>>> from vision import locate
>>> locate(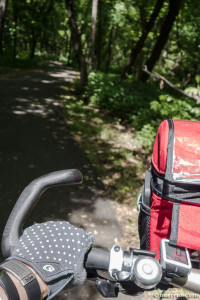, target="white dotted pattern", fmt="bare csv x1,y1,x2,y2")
13,221,93,277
